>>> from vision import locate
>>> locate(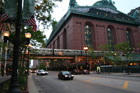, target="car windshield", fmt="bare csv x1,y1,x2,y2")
40,70,45,72
62,71,70,74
